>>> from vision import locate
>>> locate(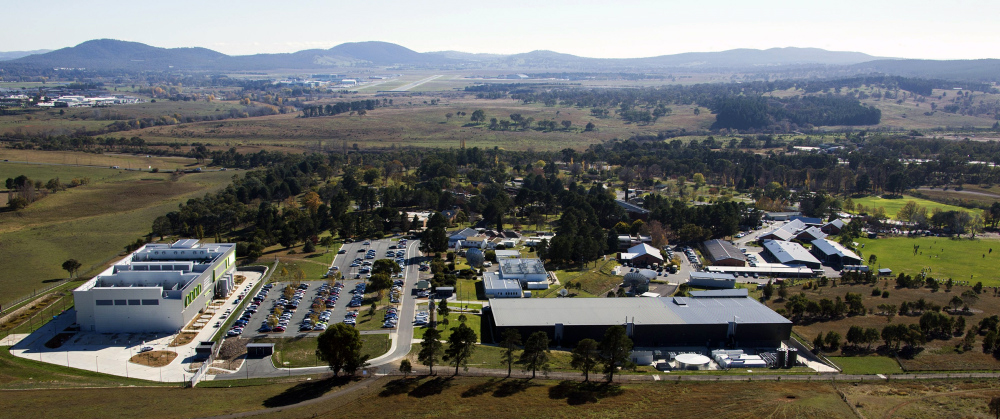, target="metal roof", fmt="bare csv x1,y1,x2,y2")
795,226,827,241
499,258,546,275
760,219,805,241
483,272,522,292
690,289,750,298
702,239,746,263
810,238,861,261
626,243,663,260
489,296,789,327
762,240,821,266
690,271,736,280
